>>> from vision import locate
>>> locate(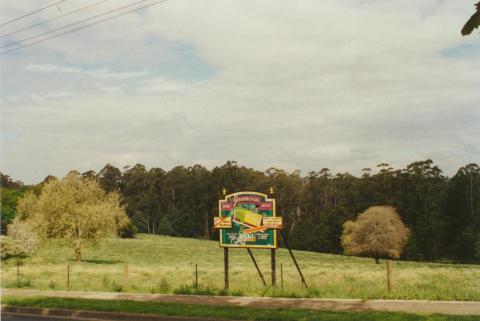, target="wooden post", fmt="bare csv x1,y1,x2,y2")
16,262,20,283
246,248,266,286
195,263,199,292
271,248,276,287
387,260,392,292
281,263,284,290
224,247,229,290
280,230,308,288
123,264,128,291
67,265,70,290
